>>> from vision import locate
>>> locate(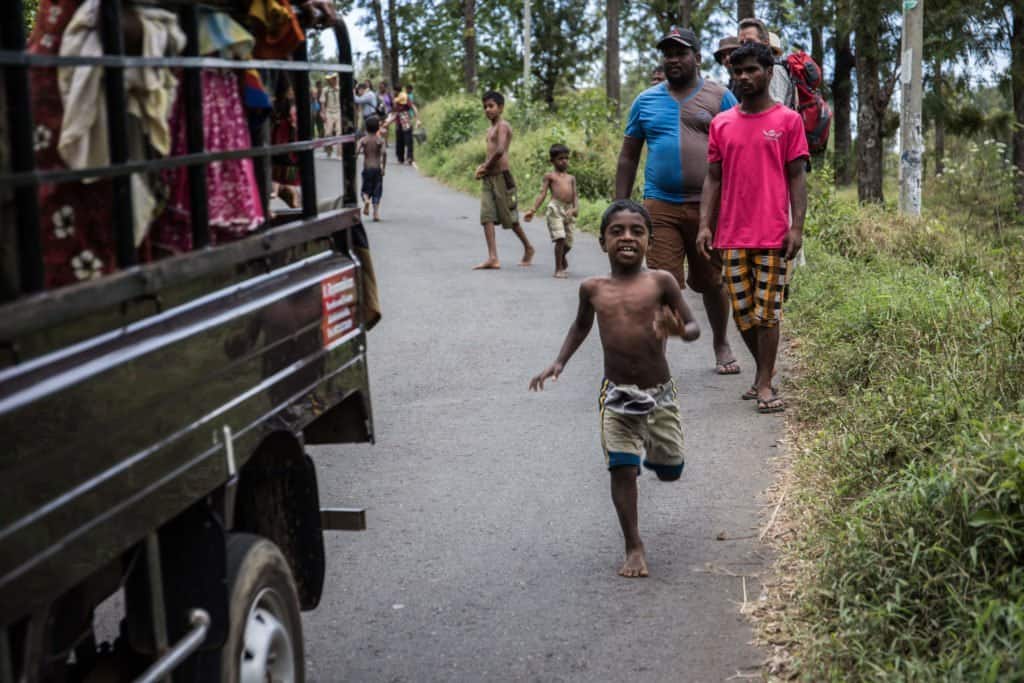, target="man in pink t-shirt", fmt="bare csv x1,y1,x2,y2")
697,41,808,414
